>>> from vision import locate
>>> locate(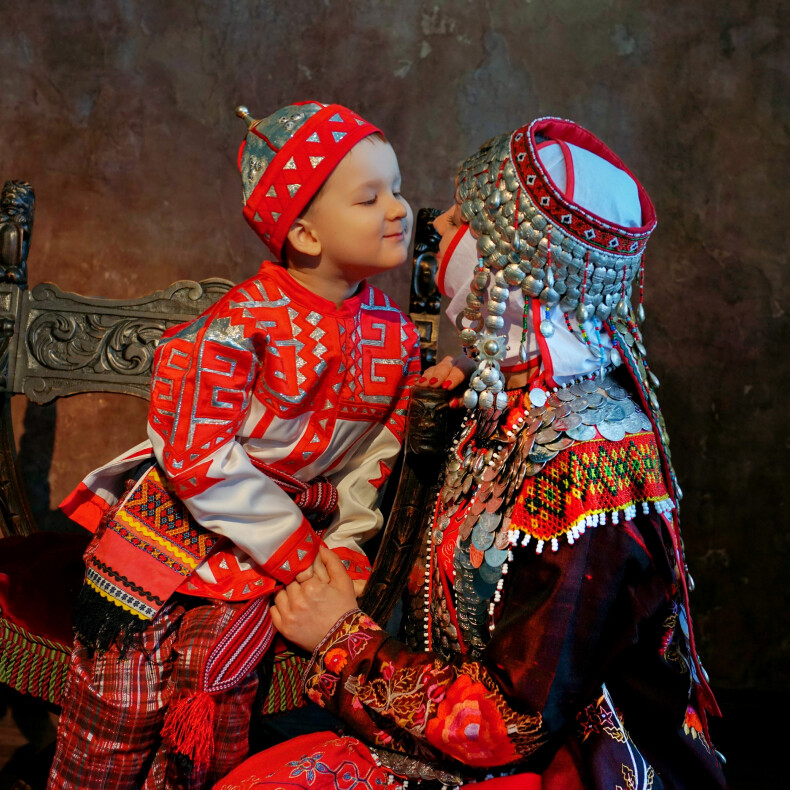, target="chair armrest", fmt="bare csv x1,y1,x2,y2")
360,386,455,625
